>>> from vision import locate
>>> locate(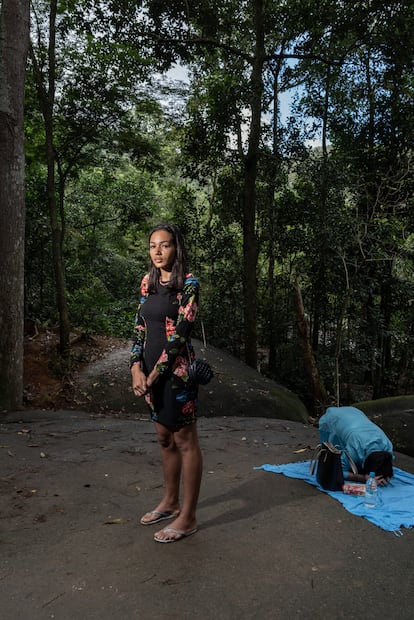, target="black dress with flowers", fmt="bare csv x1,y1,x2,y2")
130,273,199,429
